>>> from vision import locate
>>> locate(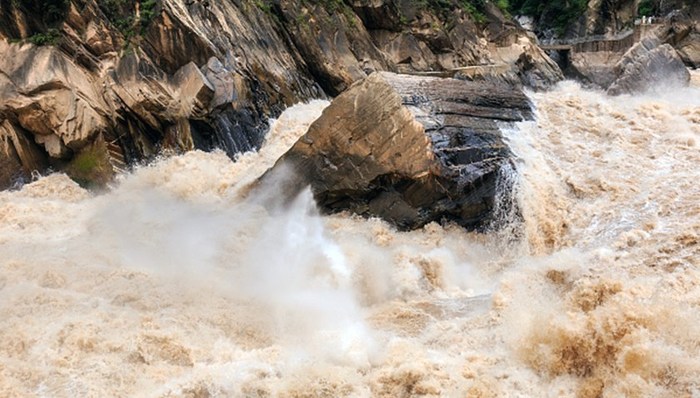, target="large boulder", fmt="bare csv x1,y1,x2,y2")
569,51,622,89
514,40,566,90
607,37,690,95
260,72,532,230
676,33,700,68
666,18,700,68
